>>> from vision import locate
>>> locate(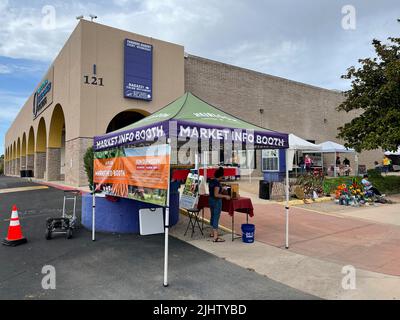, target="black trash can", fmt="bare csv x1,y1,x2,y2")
259,180,270,200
